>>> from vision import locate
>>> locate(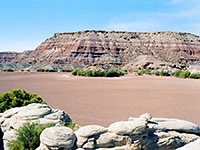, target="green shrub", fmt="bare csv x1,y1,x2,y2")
93,70,105,77
71,69,125,77
3,68,14,72
154,71,160,76
160,70,170,76
60,69,73,72
77,69,84,76
197,73,200,79
184,70,191,78
44,69,57,72
36,68,44,72
7,121,54,150
137,71,142,76
67,121,77,131
189,73,200,79
189,73,197,79
84,70,93,77
143,69,151,75
178,70,191,78
0,89,46,113
171,70,182,77
71,69,79,76
104,69,120,77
